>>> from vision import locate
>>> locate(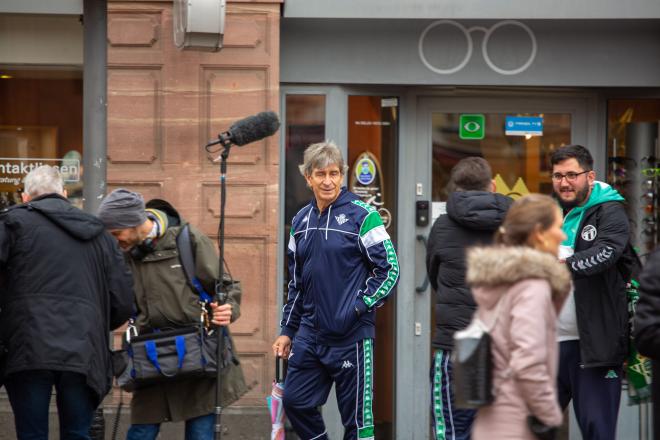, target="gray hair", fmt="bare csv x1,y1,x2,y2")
23,165,64,197
298,141,349,177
